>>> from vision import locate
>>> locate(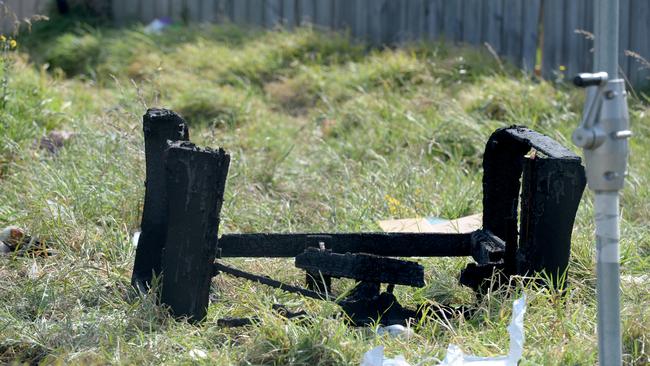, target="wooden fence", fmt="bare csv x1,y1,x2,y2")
1,0,648,88
0,0,48,34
